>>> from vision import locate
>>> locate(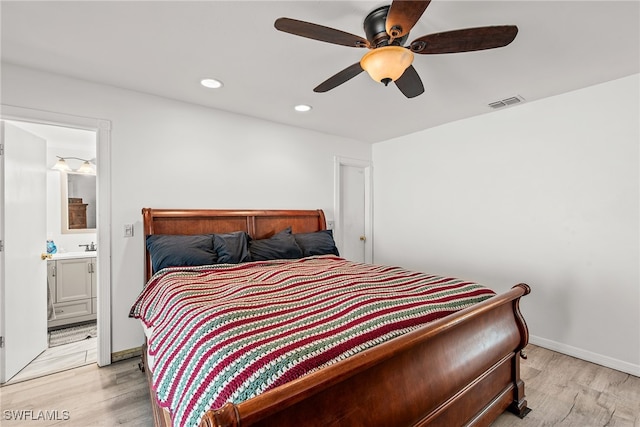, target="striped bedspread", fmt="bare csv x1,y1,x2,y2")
130,256,496,427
